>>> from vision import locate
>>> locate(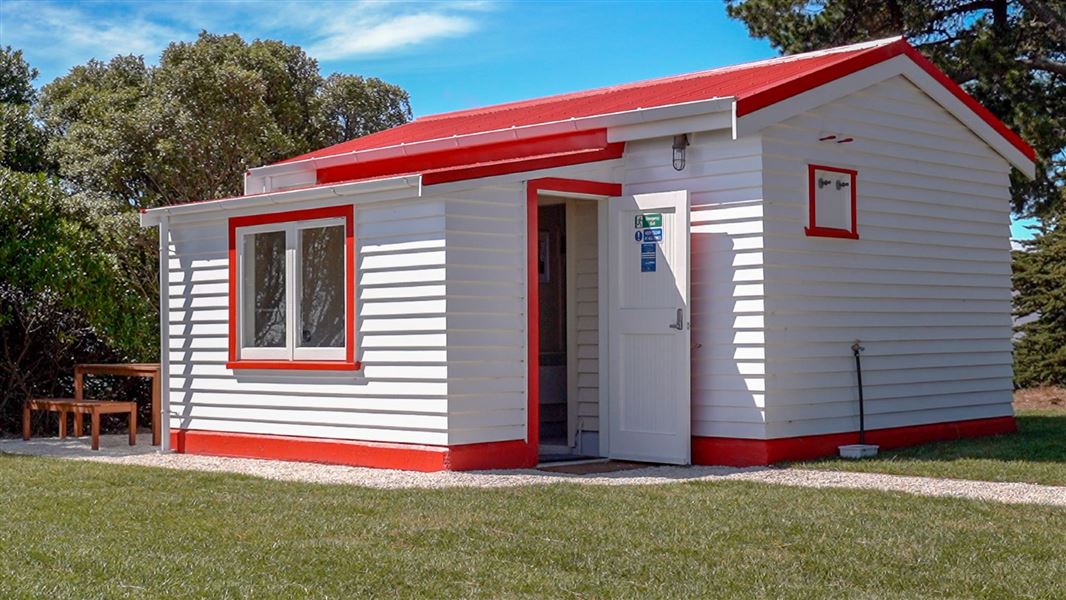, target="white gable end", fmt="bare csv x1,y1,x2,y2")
735,55,1035,177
